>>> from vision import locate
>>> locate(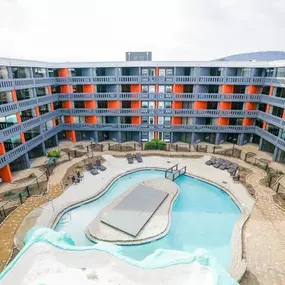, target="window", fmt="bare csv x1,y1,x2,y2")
261,86,270,95
158,117,164,124
158,85,165,93
0,67,8,79
166,69,173,76
165,85,172,93
209,68,221,76
48,69,58,77
33,68,46,78
233,85,246,94
35,87,47,97
276,67,285,78
142,117,148,124
142,85,148,93
165,117,171,124
231,102,243,110
165,102,172,108
158,102,164,109
149,85,155,93
16,89,32,101
142,101,148,108
208,85,219,93
163,132,171,142
12,67,29,78
265,68,274,77
276,88,285,98
159,69,165,76
240,68,251,77
141,68,155,76
0,92,13,104
149,101,155,109
271,106,283,118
